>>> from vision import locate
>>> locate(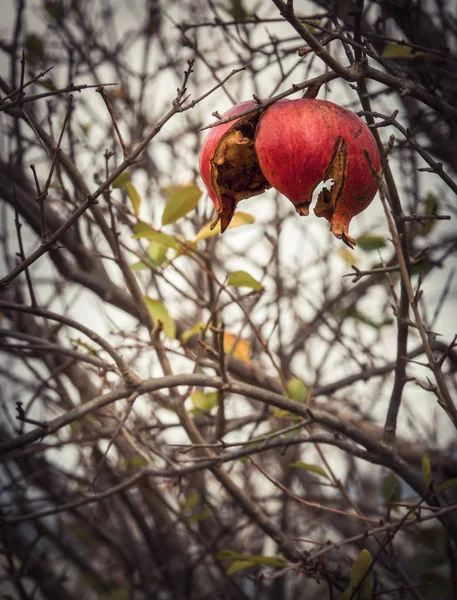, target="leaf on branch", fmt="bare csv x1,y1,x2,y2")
130,261,148,270
338,247,357,265
435,477,457,494
288,461,329,479
223,332,252,365
286,378,308,404
381,472,402,504
180,322,206,344
143,296,176,339
357,235,387,252
220,0,251,20
180,491,200,512
422,453,432,489
217,549,288,576
190,390,218,413
112,171,131,188
420,193,439,236
147,240,168,266
193,212,255,243
161,183,202,225
132,222,180,250
227,270,263,291
338,306,393,329
105,588,130,600
126,182,141,215
383,43,429,59
343,549,373,600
